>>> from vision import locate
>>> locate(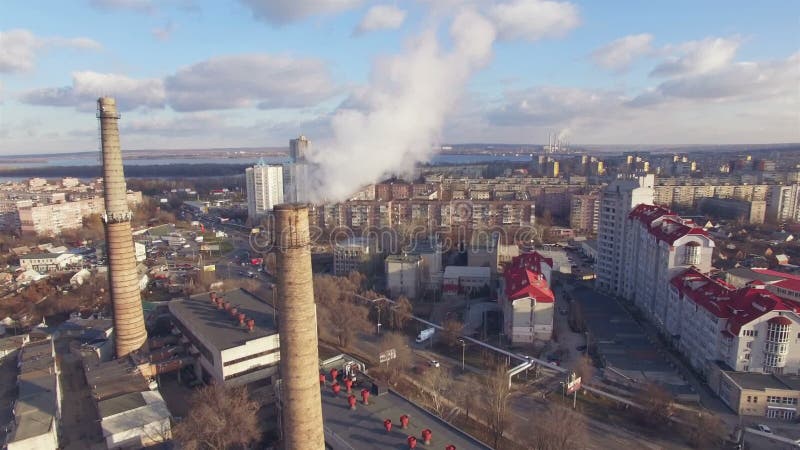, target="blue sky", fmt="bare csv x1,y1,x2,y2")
1,0,798,155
